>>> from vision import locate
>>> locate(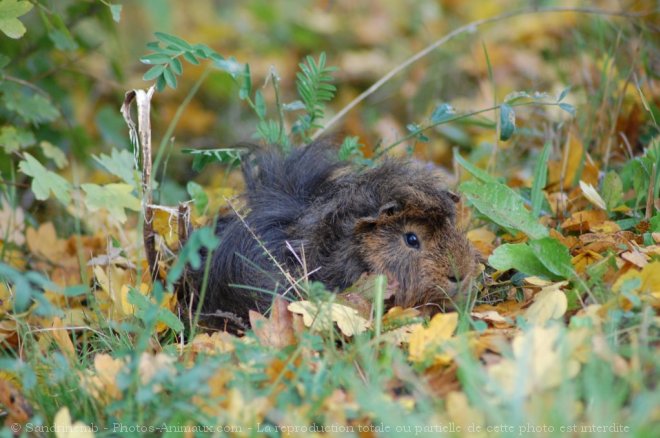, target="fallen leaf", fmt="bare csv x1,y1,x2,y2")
0,379,33,426
53,407,95,438
525,282,568,324
249,296,296,348
579,180,606,210
408,312,458,364
288,300,370,337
